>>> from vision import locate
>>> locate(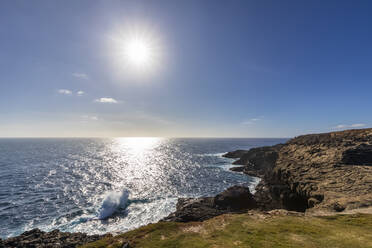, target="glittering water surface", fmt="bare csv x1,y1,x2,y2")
0,138,286,238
